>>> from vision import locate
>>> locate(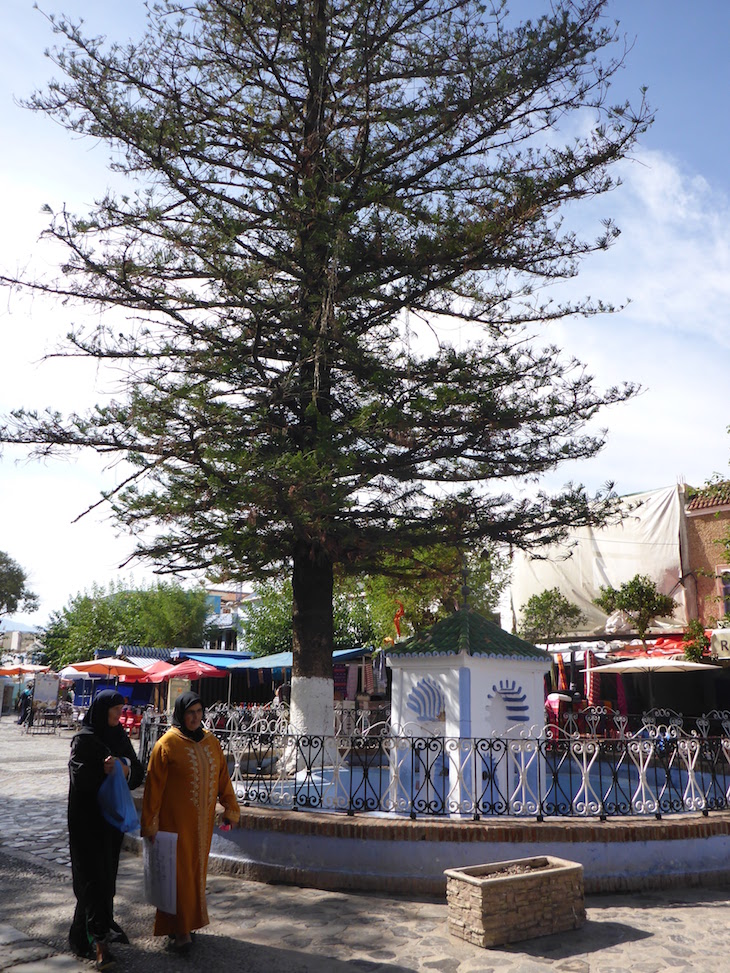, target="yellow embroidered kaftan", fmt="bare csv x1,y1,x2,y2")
140,726,240,936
